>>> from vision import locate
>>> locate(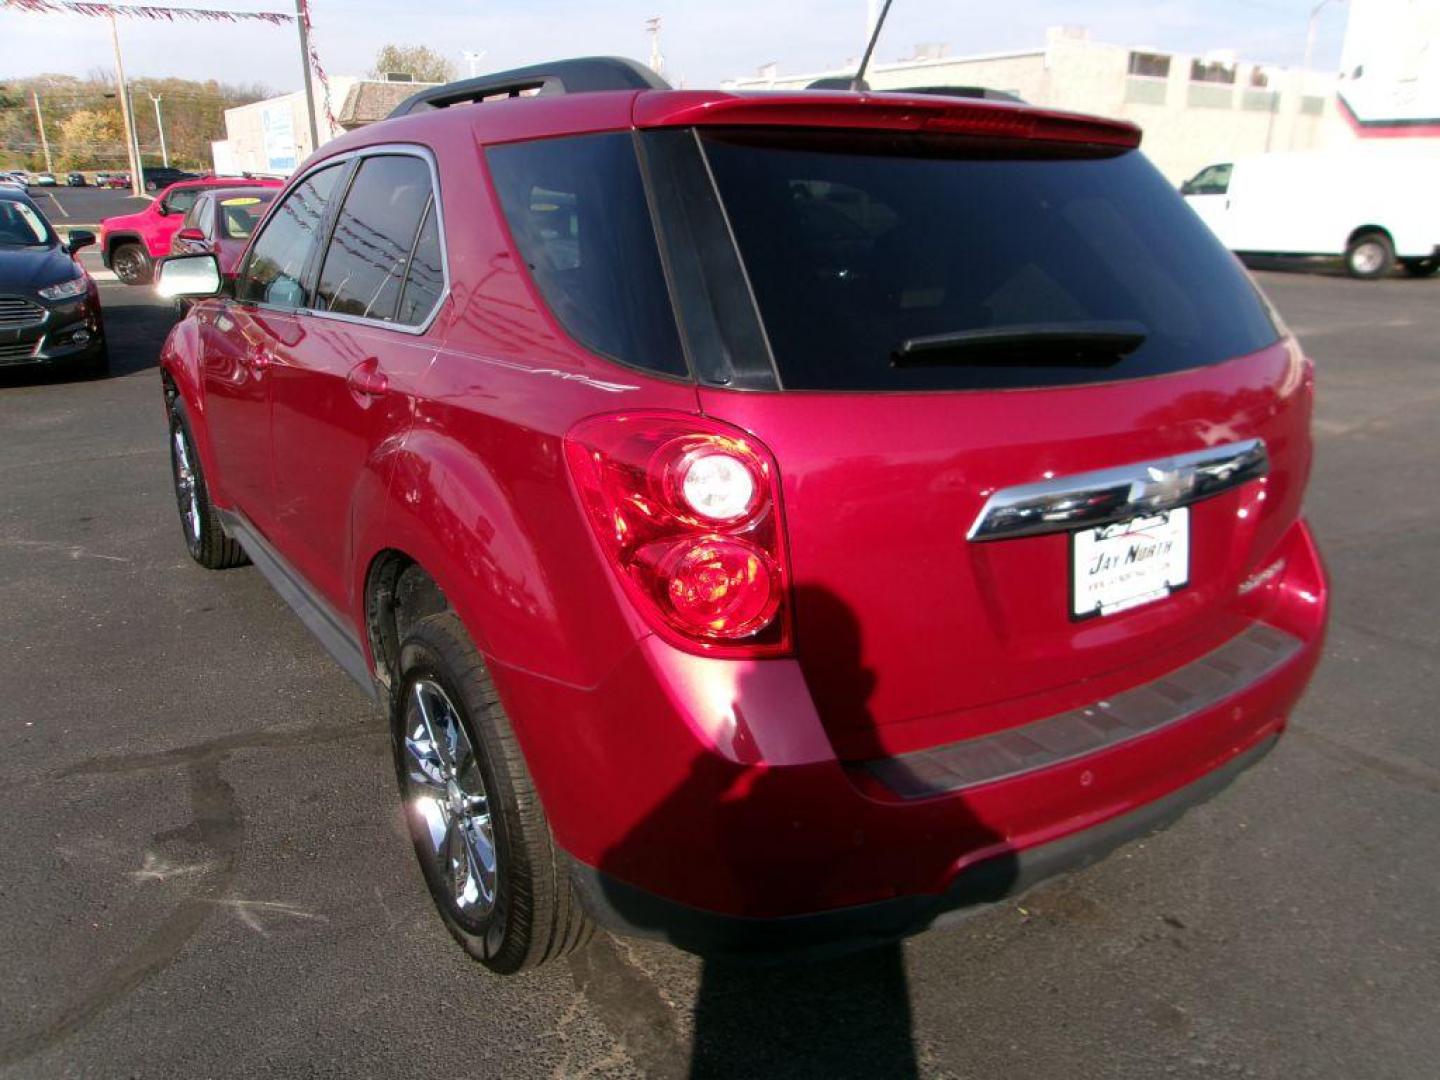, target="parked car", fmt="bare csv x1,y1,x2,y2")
155,57,1328,974
167,187,276,277
0,186,105,376
100,175,282,284
100,172,130,190
1181,146,1440,278
140,166,198,193
66,171,87,187
31,172,57,187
